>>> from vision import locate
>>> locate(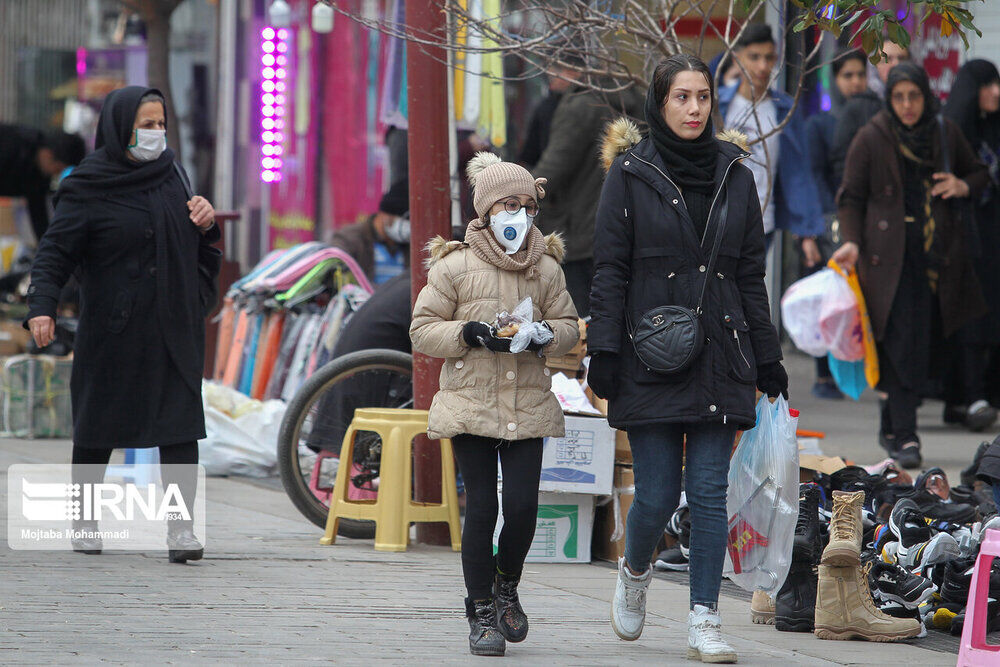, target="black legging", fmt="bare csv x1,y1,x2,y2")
452,434,542,600
71,442,200,525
